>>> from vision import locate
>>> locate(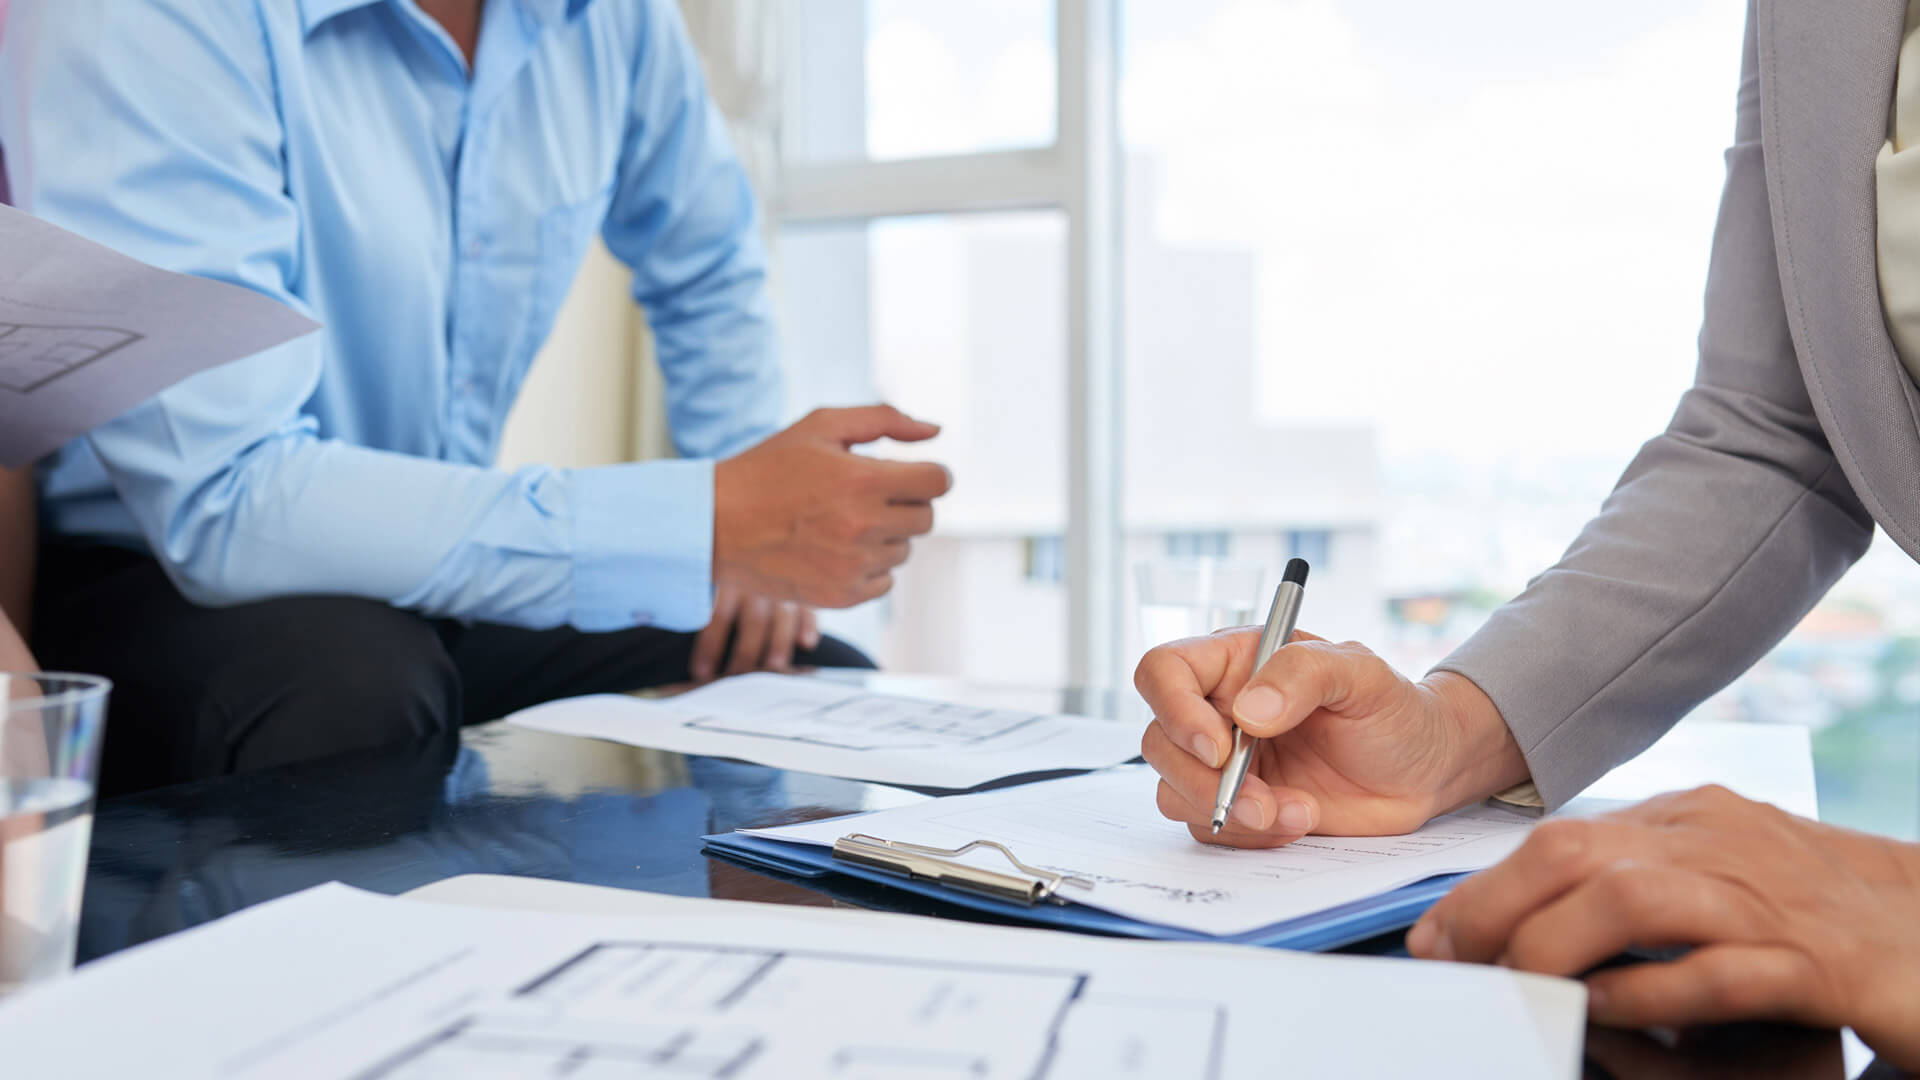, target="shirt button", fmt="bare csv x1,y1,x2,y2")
632,610,654,626
465,239,486,258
